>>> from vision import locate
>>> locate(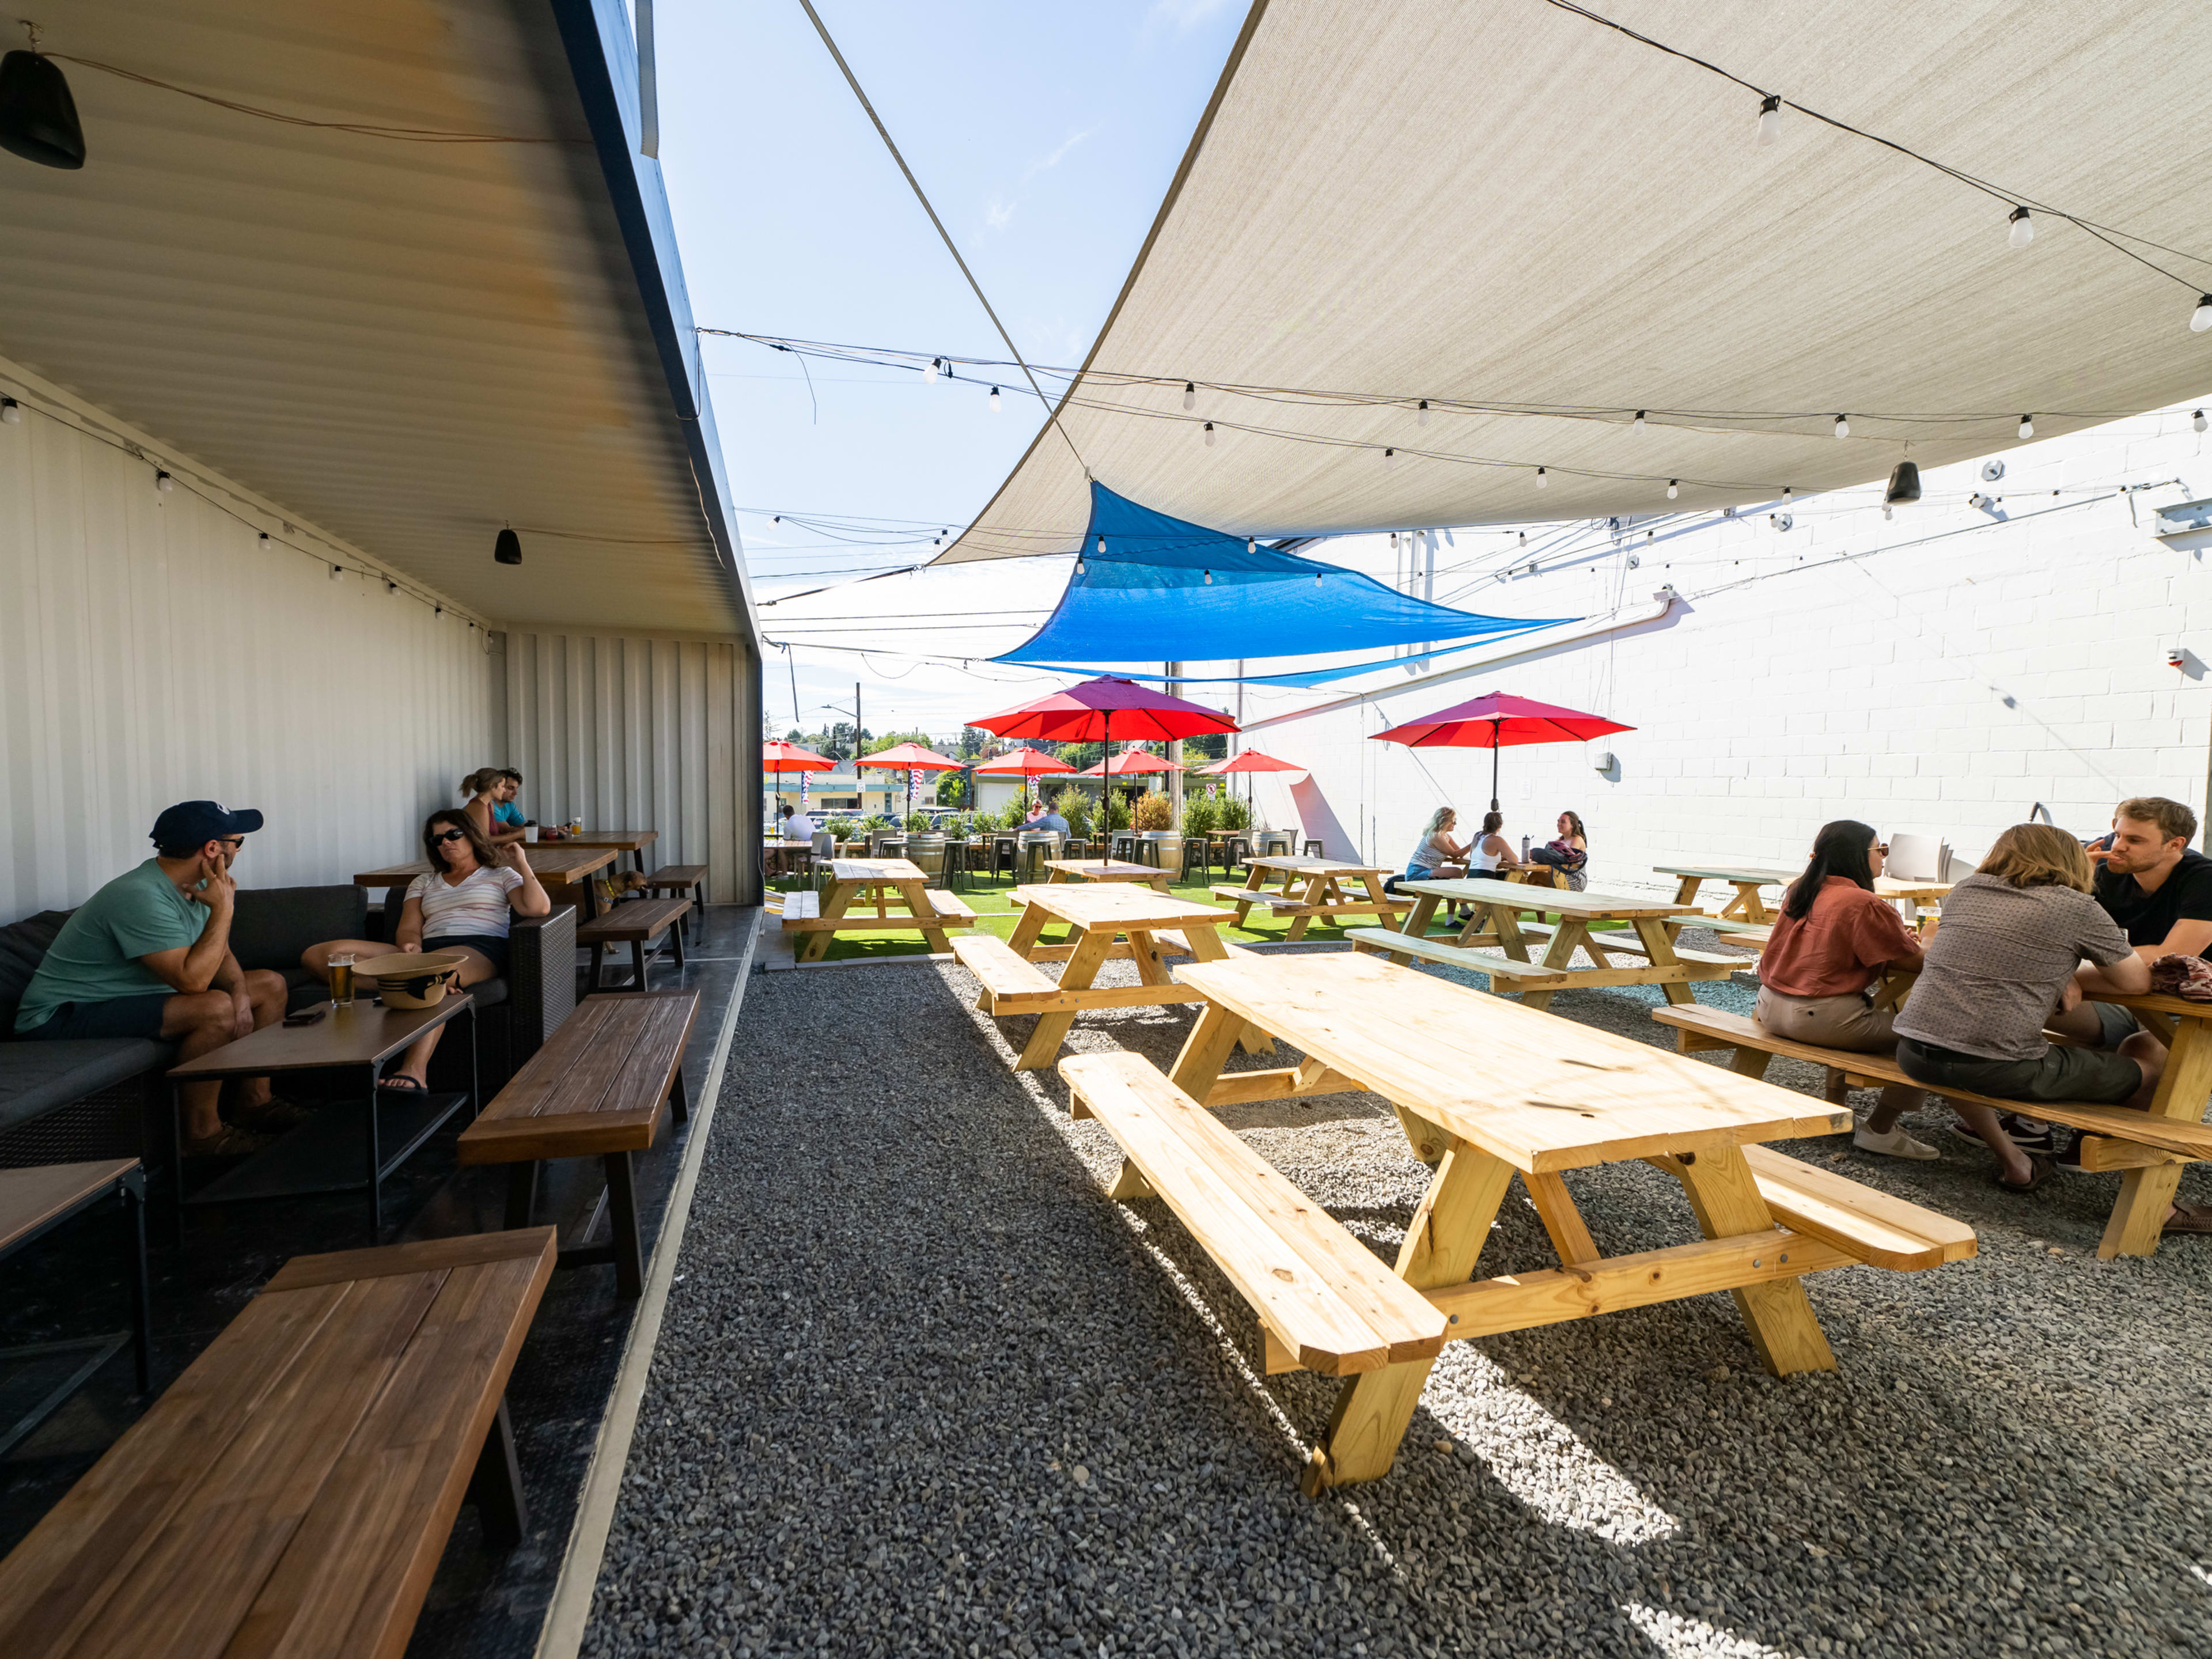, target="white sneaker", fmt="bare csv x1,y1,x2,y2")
1854,1122,1940,1161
